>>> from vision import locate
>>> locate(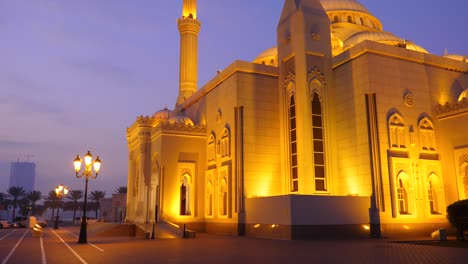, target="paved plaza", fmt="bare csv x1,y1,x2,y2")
1,224,468,264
